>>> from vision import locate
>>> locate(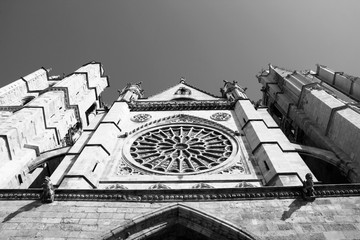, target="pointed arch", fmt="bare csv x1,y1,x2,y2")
102,204,258,240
